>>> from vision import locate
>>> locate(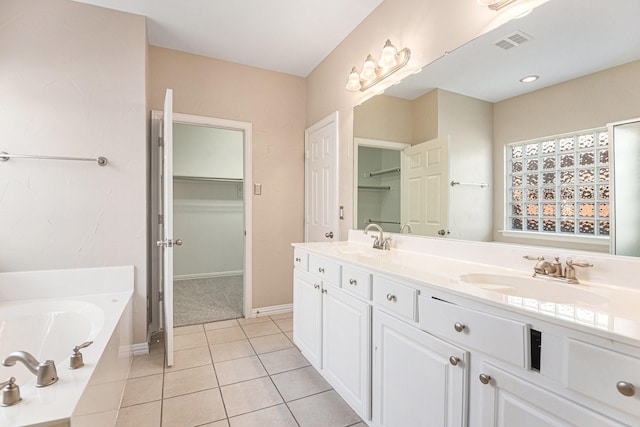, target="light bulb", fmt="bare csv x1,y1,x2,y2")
378,40,397,68
361,55,377,81
346,67,361,91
